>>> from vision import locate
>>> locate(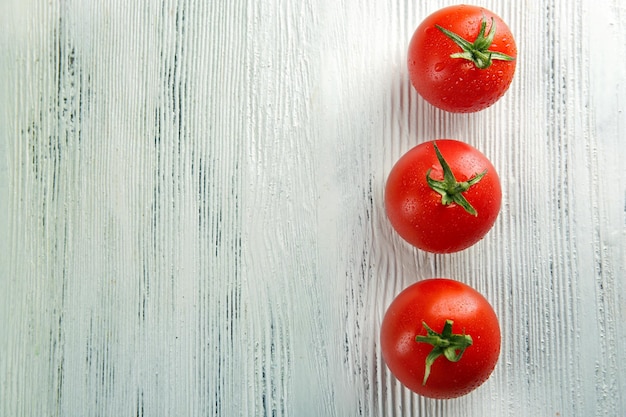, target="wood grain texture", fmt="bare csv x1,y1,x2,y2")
1,0,624,416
